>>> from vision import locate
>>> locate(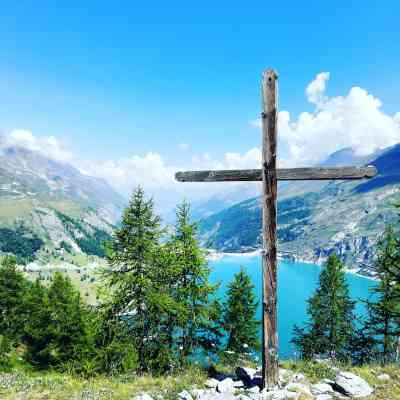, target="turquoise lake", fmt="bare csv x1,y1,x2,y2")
209,254,376,359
